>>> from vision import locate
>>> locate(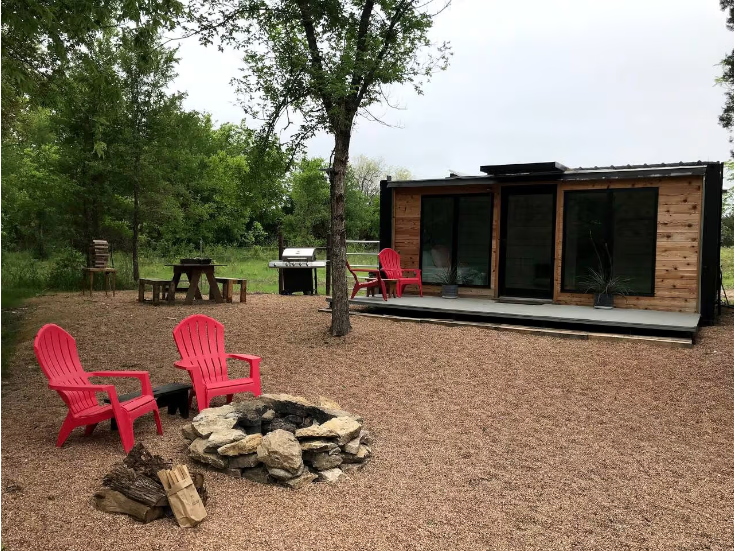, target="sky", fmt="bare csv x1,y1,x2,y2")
171,0,733,180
